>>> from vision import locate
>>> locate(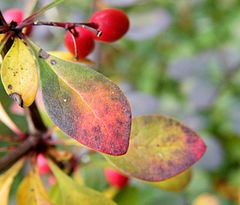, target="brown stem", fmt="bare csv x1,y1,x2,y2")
25,101,47,135
16,21,102,37
0,135,40,174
